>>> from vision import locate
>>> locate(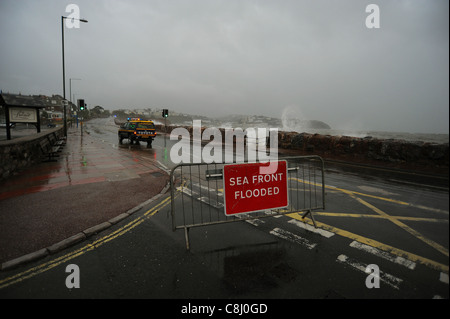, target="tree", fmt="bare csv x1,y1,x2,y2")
90,105,110,118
